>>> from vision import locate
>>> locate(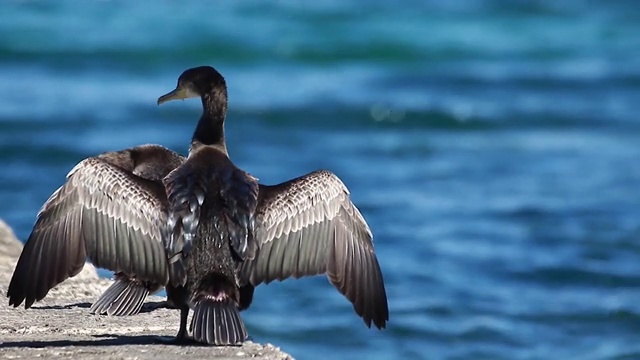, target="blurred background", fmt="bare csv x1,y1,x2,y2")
1,1,640,359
